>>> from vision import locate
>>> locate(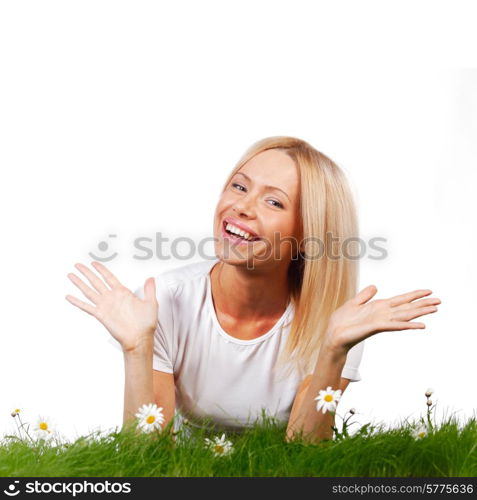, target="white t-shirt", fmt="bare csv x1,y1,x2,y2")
109,258,365,432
